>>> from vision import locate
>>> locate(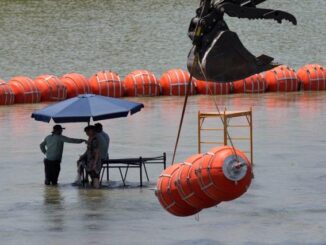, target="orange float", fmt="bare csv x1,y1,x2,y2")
194,146,253,202
175,154,220,209
196,80,230,95
297,64,326,91
61,73,91,98
124,70,160,96
156,163,201,217
8,76,40,103
89,71,123,97
34,74,67,101
232,74,267,93
264,65,299,92
160,69,196,96
0,81,15,105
